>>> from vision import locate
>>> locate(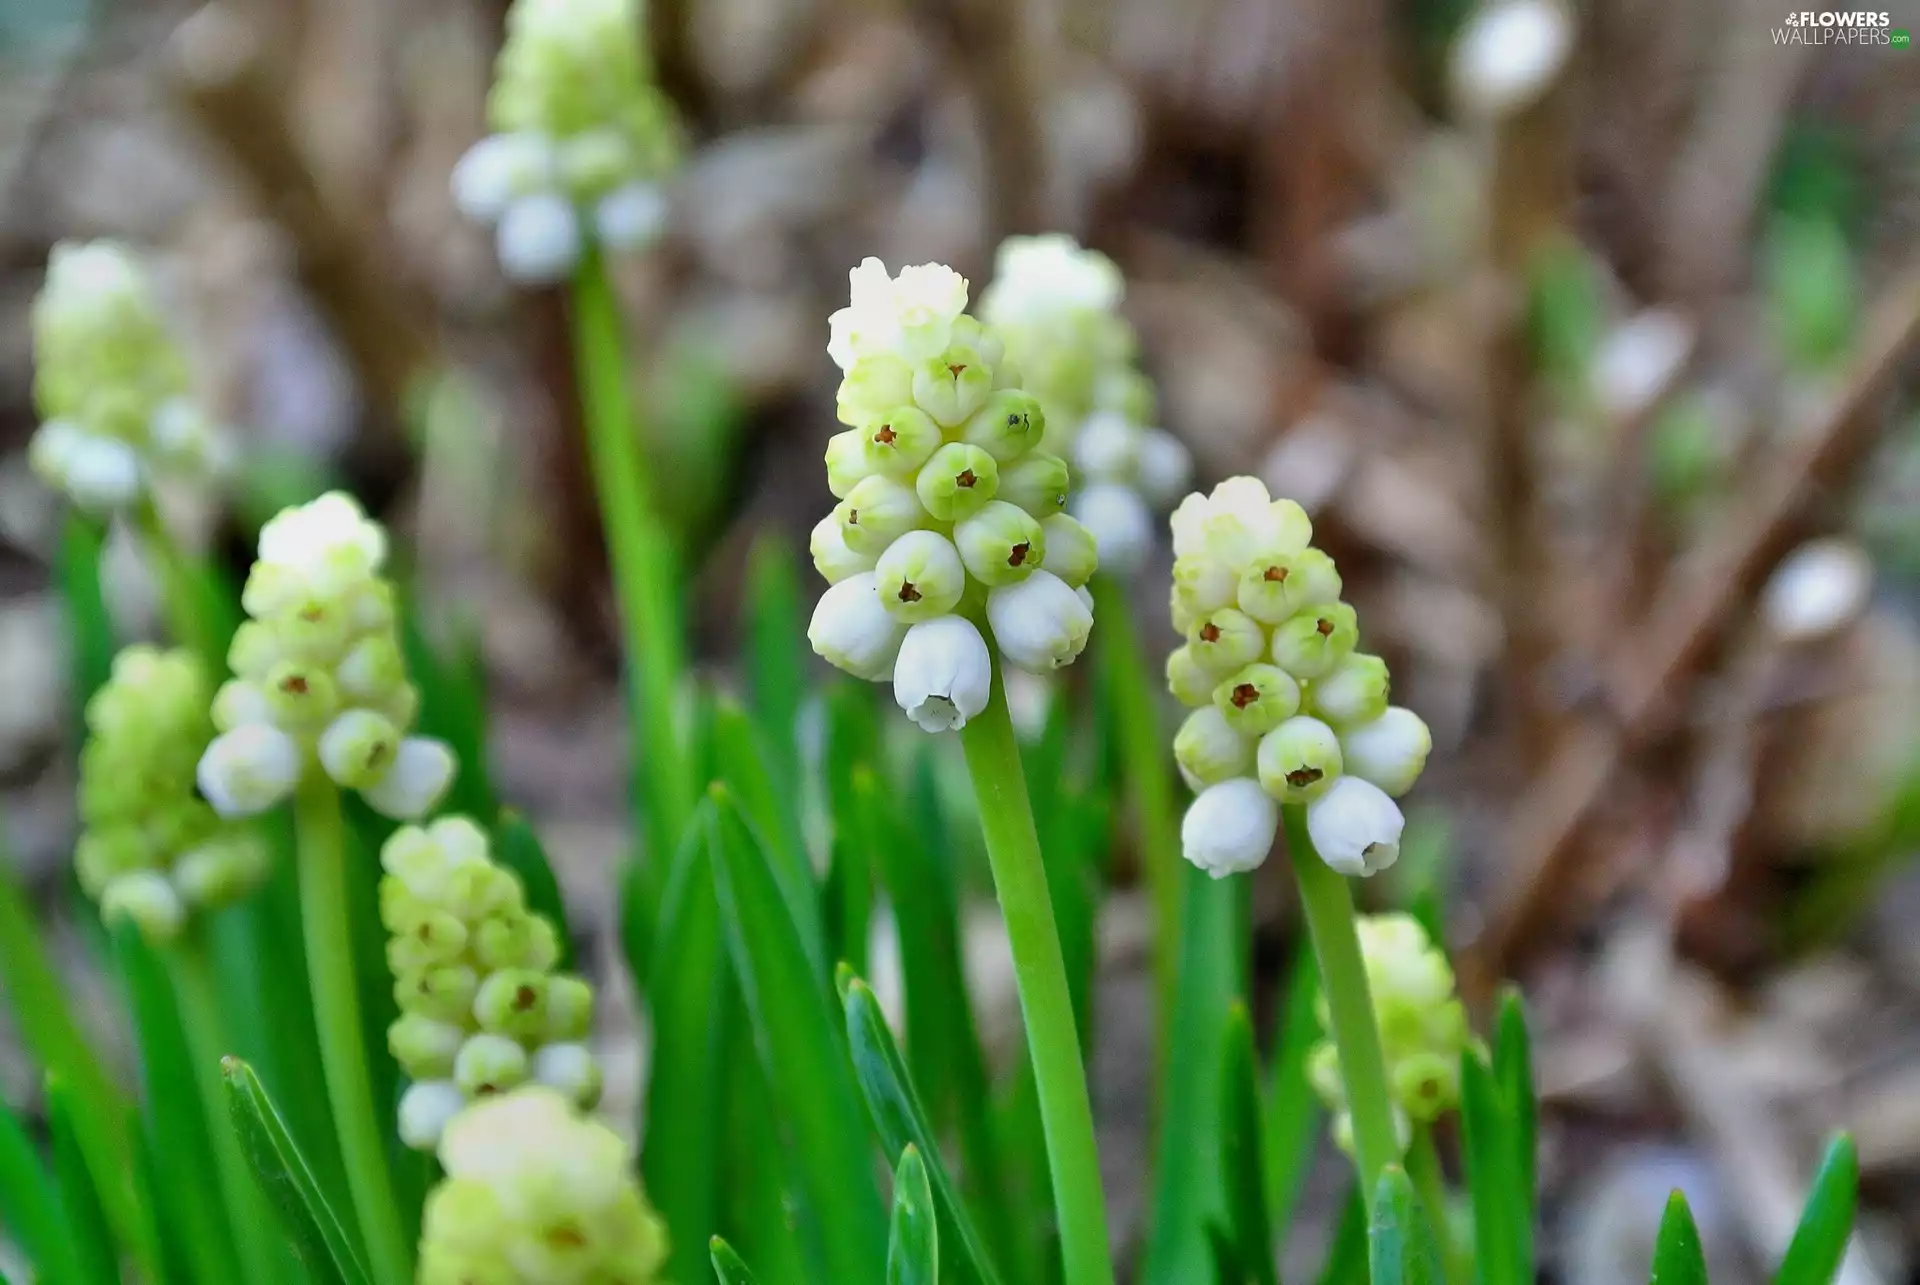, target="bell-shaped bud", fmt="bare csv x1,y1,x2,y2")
1212,663,1302,737
891,615,992,733
399,1080,469,1151
1181,778,1278,878
1237,548,1343,625
911,347,992,426
544,976,595,1042
1256,715,1343,803
1174,706,1256,790
454,1032,531,1097
1166,645,1218,707
475,969,551,1041
400,965,482,1025
837,355,915,427
1038,513,1097,589
810,513,875,585
987,570,1093,672
198,724,303,818
495,192,582,285
1305,776,1404,877
531,1041,604,1106
451,133,556,224
318,709,402,790
592,181,670,251
954,502,1047,587
391,1012,468,1079
835,474,926,558
875,530,967,622
863,406,943,478
1307,653,1390,727
960,390,1044,460
915,442,1000,522
995,452,1070,517
807,572,904,681
1337,706,1431,797
1270,602,1359,680
1186,607,1266,675
826,429,878,499
361,737,457,821
100,871,186,942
